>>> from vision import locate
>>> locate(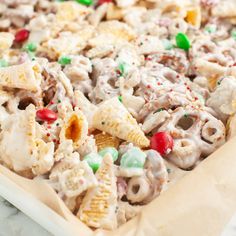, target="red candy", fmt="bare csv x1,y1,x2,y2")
97,0,112,5
36,109,58,123
150,131,174,156
14,29,30,43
